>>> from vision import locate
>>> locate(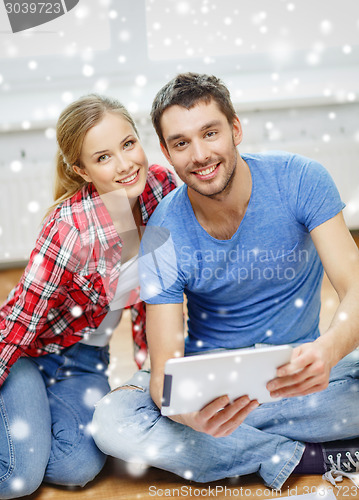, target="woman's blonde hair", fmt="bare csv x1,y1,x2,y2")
46,94,139,216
